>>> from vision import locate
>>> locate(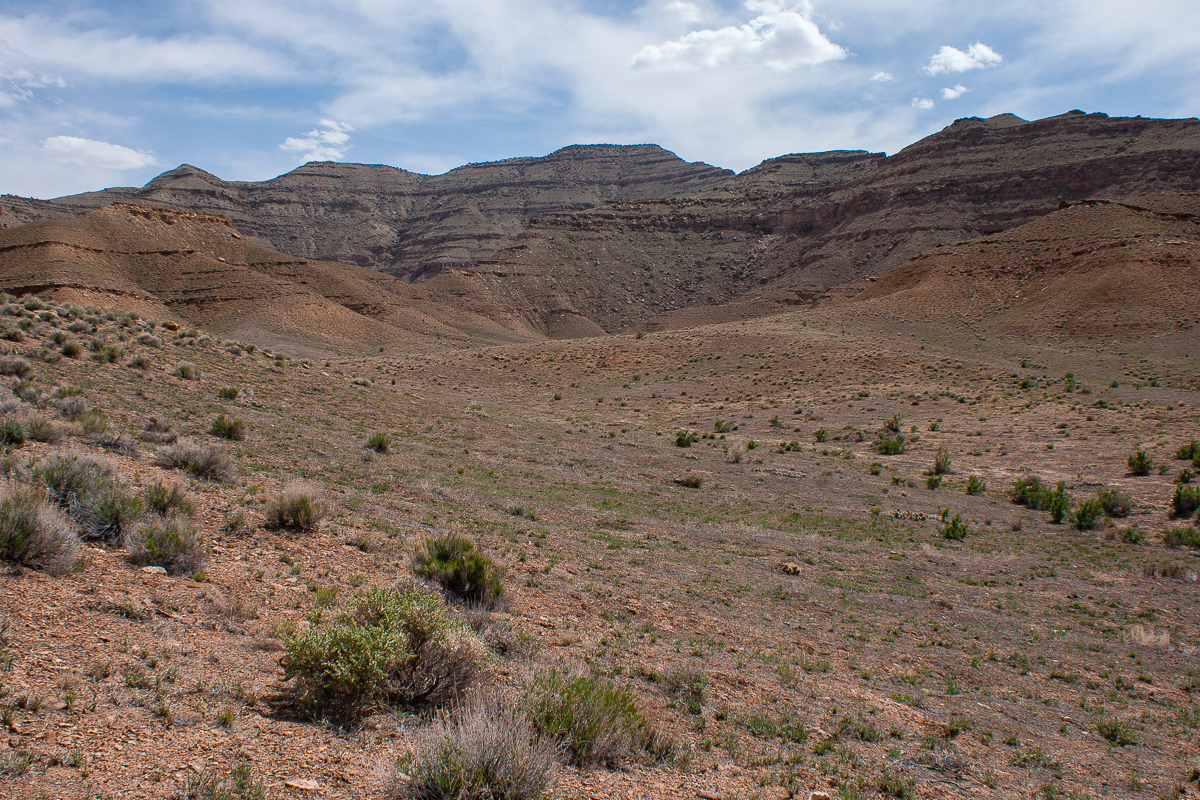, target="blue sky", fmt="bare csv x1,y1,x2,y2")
1,0,1198,198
